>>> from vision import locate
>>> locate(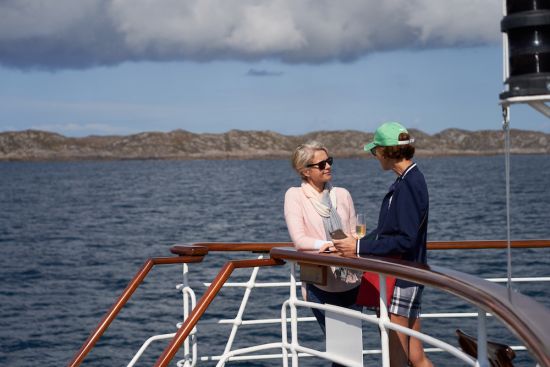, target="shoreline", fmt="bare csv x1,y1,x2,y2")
1,128,549,162
2,151,549,163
